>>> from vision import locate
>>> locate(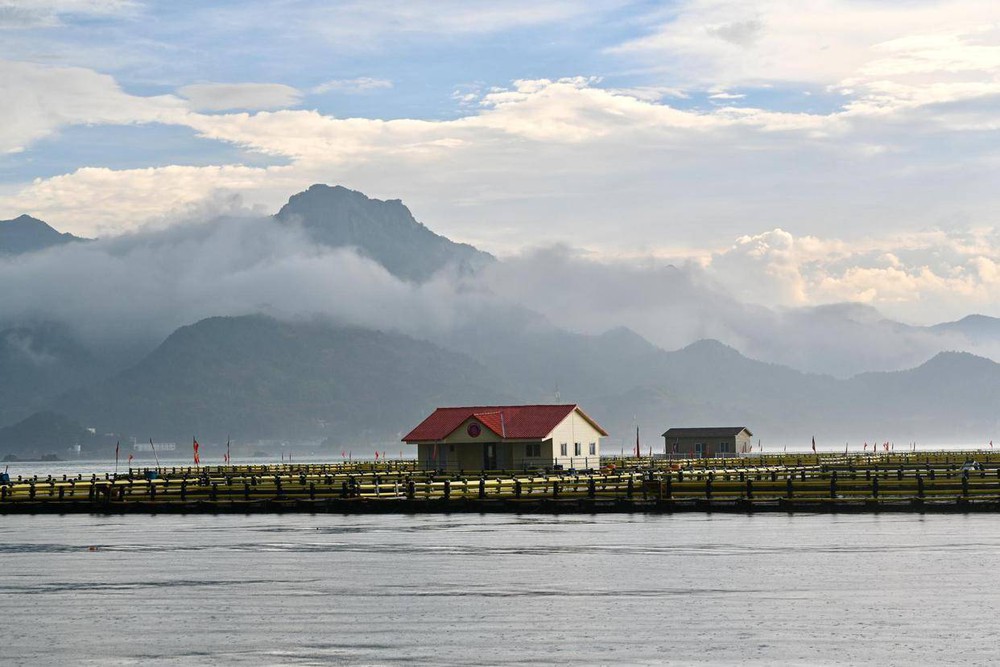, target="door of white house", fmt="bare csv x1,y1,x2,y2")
695,442,704,458
484,443,497,470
